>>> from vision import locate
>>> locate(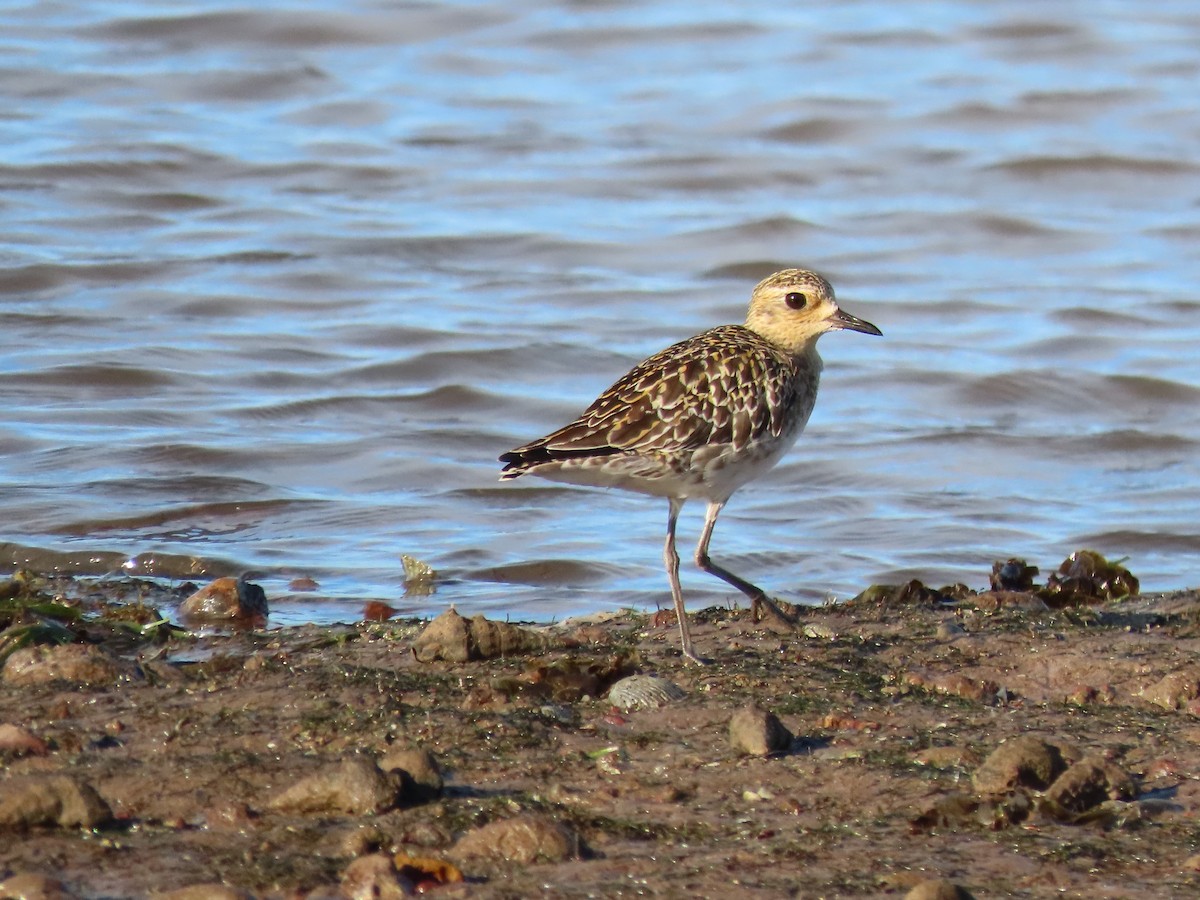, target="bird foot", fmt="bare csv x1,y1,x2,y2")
750,595,798,633
682,647,712,666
